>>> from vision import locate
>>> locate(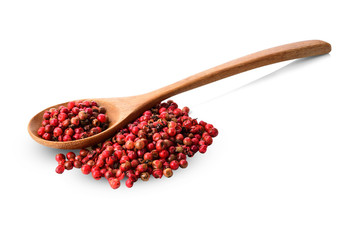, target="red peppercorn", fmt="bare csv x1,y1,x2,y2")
170,160,179,170
203,135,213,145
58,113,68,122
179,159,188,168
177,153,186,160
81,164,91,175
199,145,208,153
115,169,124,179
183,137,192,146
44,125,53,133
182,120,192,130
64,161,73,170
190,145,199,153
97,114,107,123
66,152,76,160
55,153,65,163
131,126,139,135
156,140,166,151
127,151,137,160
182,106,190,115
152,160,163,169
128,172,138,182
92,170,102,180
51,99,218,190
109,178,121,189
60,134,70,141
134,139,145,150
125,141,135,150
140,172,150,181
152,169,163,179
107,155,117,165
82,100,90,107
73,160,82,168
104,170,114,179
42,133,52,140
191,137,199,145
72,107,80,115
55,165,65,174
159,107,167,114
125,178,134,188
64,128,74,137
120,161,131,171
43,112,51,120
79,149,89,157
136,163,148,173
160,132,168,139
130,159,139,168
167,127,176,136
163,168,173,178
67,101,75,110
159,150,169,159
49,118,59,127
70,116,79,126
38,100,109,142
37,127,45,136
208,127,219,137
153,133,162,141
